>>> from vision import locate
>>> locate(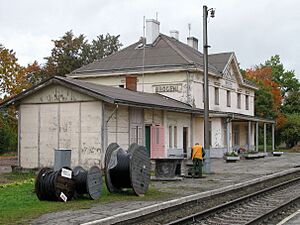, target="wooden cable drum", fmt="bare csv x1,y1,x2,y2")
105,143,151,196
35,167,75,202
73,165,102,200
